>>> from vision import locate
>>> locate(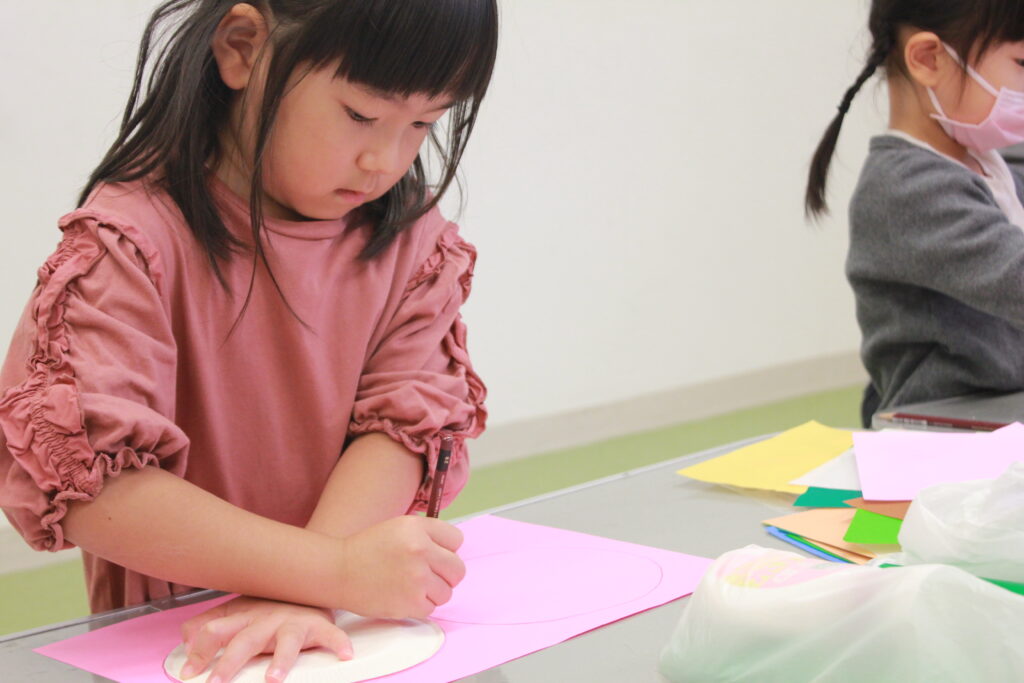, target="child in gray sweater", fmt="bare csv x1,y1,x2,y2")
805,0,1024,427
